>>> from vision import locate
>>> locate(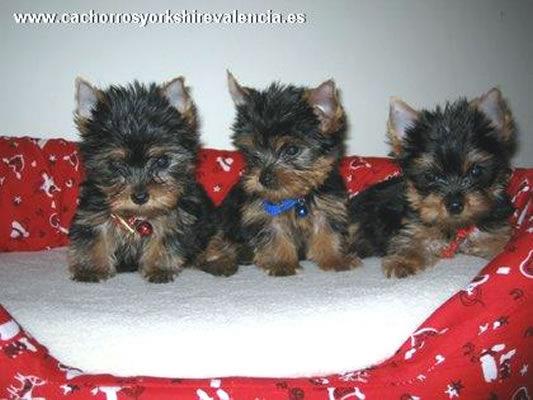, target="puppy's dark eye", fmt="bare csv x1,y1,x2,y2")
283,145,301,157
424,172,445,184
248,153,261,164
424,172,436,183
155,155,170,169
109,160,125,172
469,165,483,178
241,148,259,164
